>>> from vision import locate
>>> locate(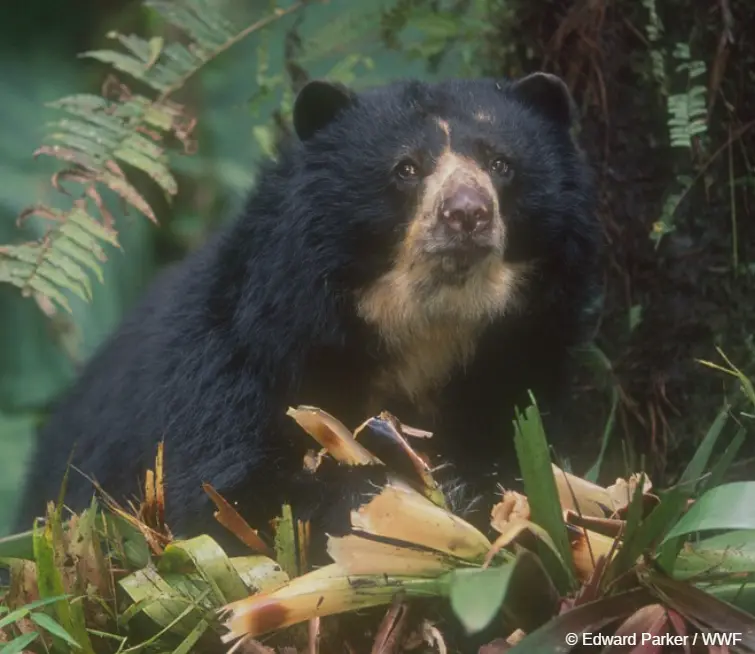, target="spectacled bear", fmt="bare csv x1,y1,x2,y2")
15,73,602,550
